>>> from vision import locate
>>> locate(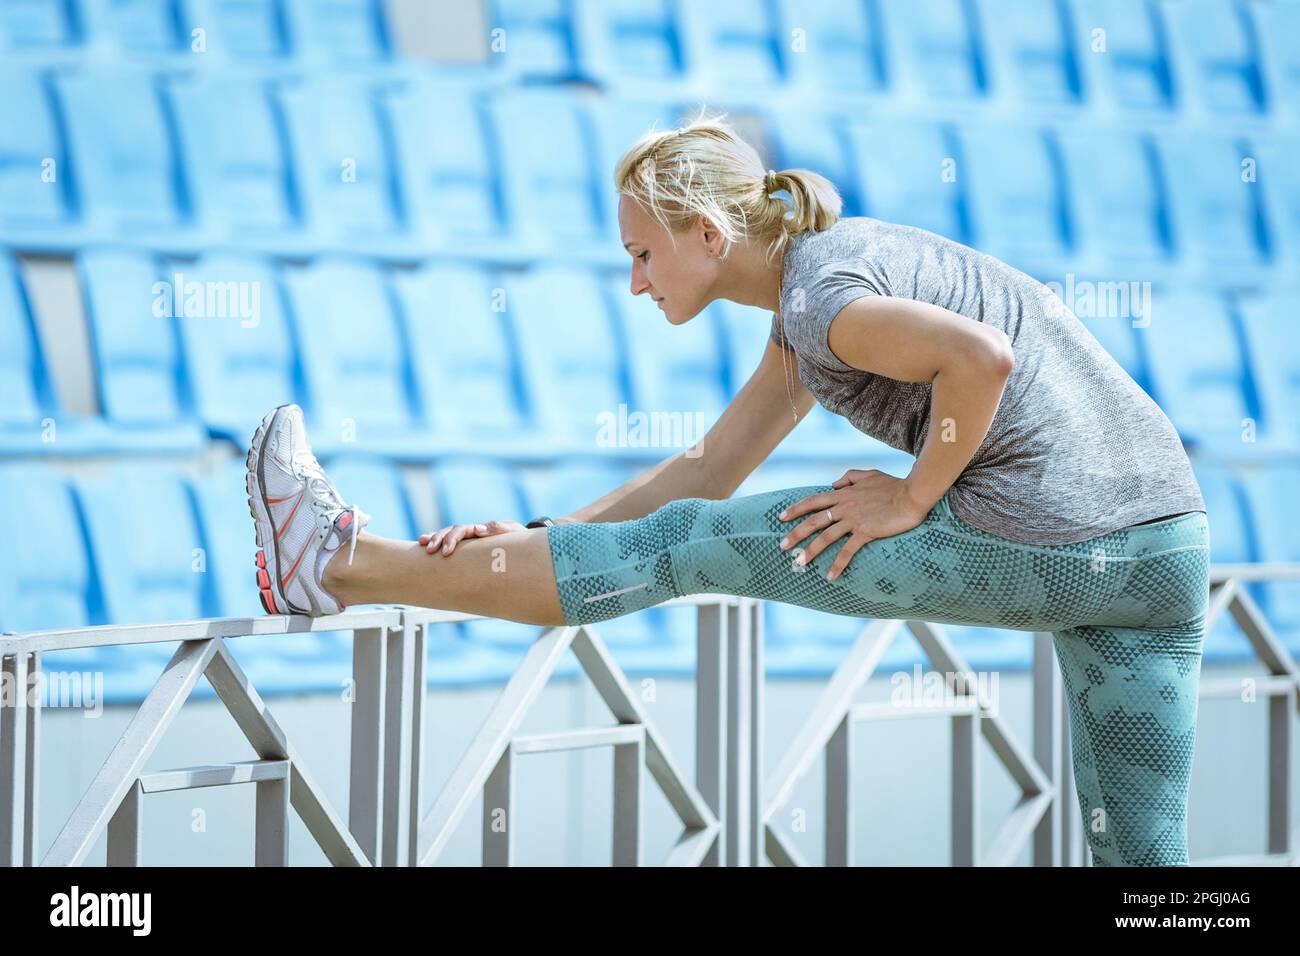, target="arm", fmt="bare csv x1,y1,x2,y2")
557,337,817,524
823,295,1015,510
